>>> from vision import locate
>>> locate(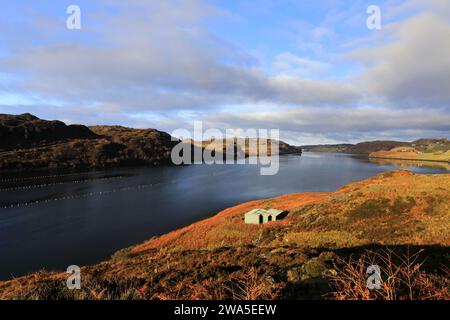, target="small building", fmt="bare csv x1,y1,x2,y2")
244,208,287,225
